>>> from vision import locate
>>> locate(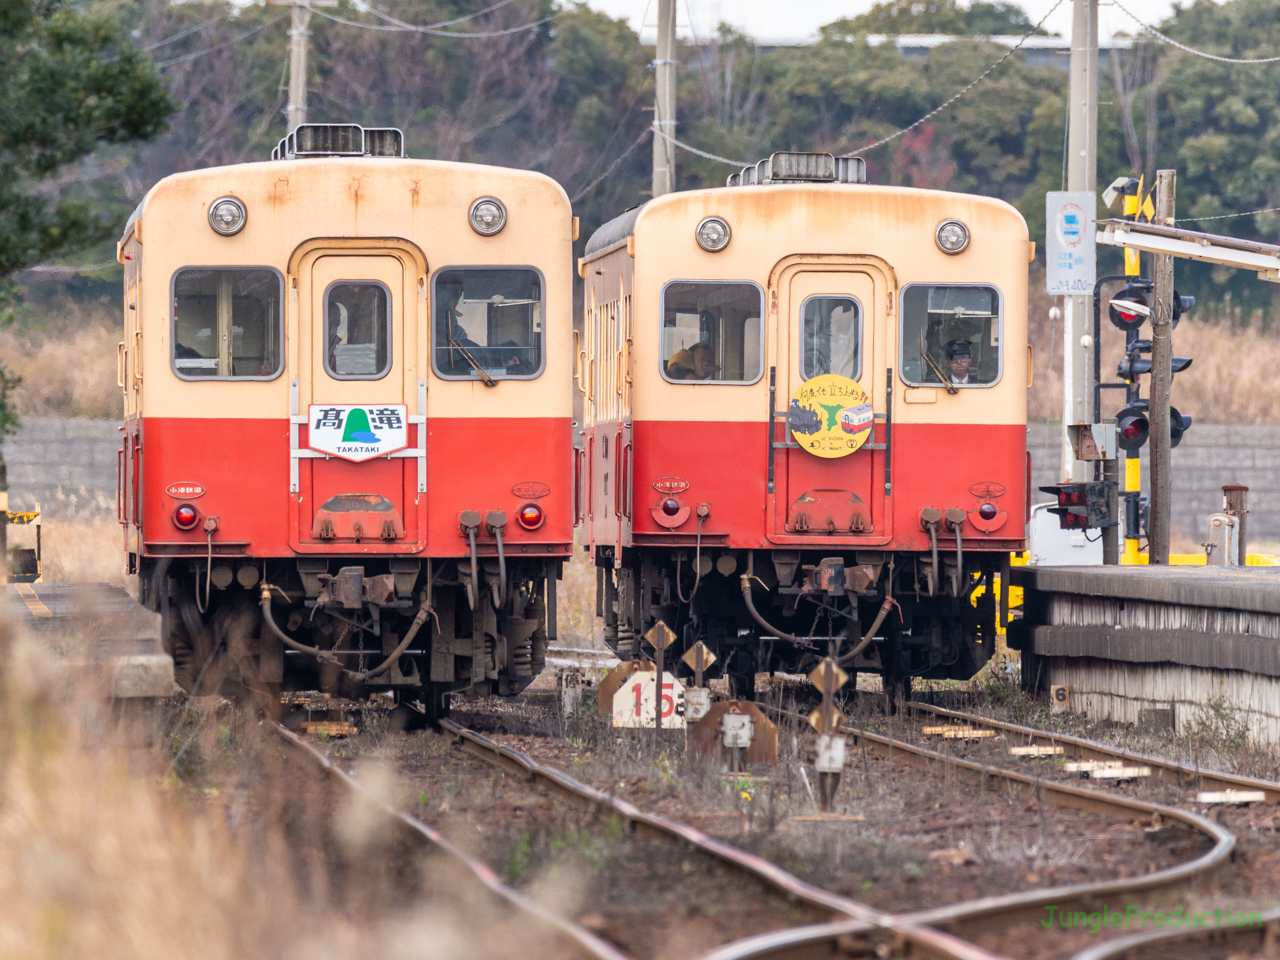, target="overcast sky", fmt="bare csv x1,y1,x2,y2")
581,0,1189,45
